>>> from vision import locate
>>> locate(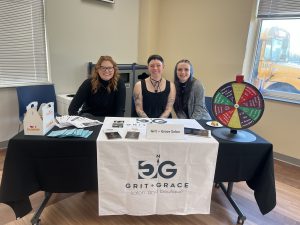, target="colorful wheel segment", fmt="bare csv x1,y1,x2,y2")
212,81,264,129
